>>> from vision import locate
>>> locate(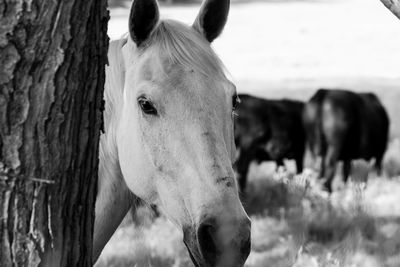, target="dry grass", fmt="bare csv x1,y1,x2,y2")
96,139,400,267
